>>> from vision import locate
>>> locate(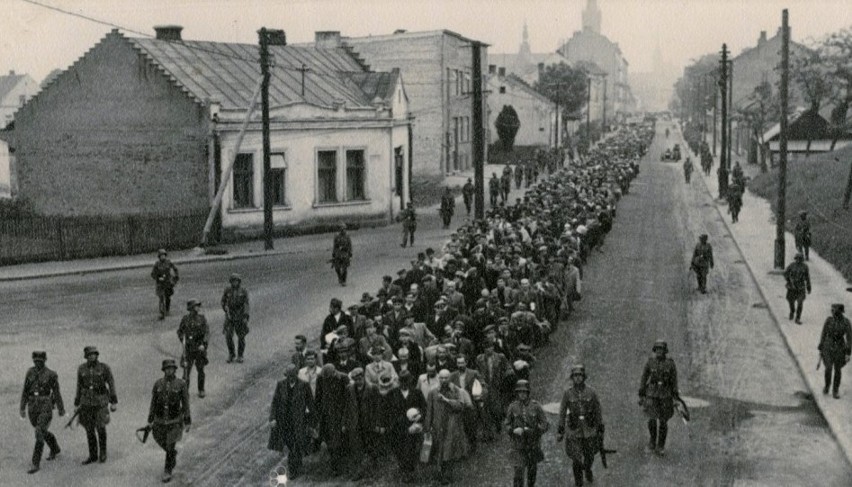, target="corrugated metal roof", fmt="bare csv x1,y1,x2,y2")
127,35,379,110
345,69,399,104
